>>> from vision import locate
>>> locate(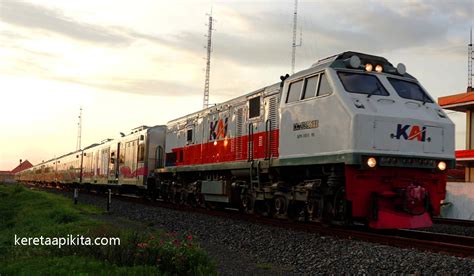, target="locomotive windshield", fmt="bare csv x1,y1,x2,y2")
337,72,389,97
388,78,433,103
